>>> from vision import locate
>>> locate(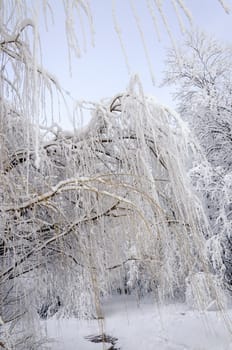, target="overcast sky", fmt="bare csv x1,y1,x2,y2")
38,0,232,127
